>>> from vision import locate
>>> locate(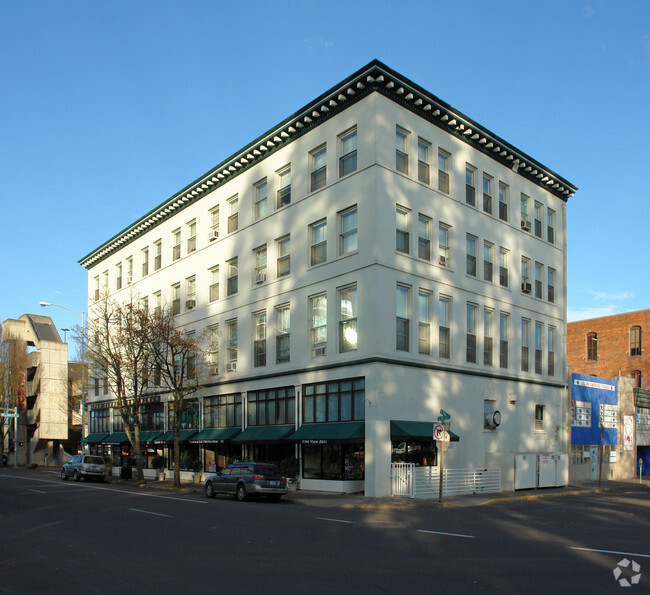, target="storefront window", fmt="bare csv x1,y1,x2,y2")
391,440,436,466
247,387,295,426
302,443,364,480
303,378,365,423
141,402,164,431
168,400,199,429
203,394,242,428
